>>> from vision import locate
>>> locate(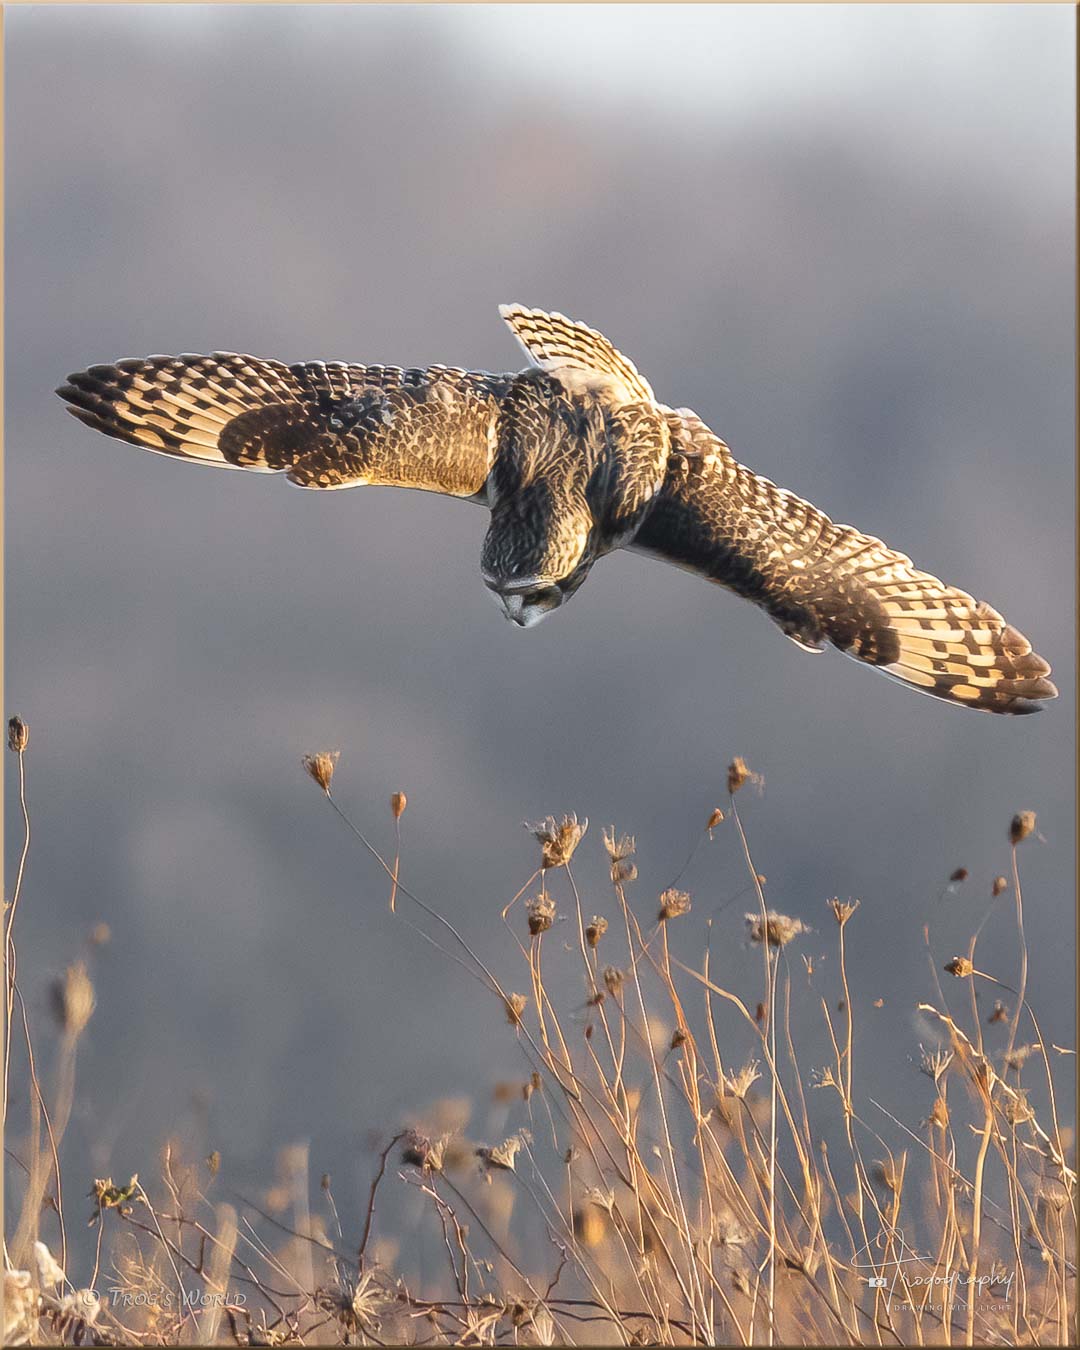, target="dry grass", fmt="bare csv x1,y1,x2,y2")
3,721,1076,1346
